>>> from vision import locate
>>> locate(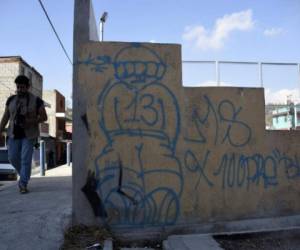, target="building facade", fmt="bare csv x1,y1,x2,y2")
65,107,73,137
0,56,44,146
43,90,68,166
272,104,300,130
43,90,66,138
0,56,43,108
